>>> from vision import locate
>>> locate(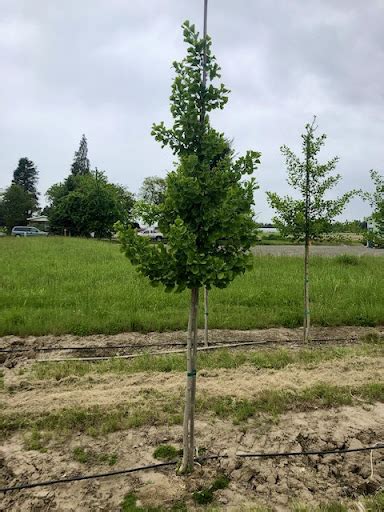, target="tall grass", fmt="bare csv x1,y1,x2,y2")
0,237,383,335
